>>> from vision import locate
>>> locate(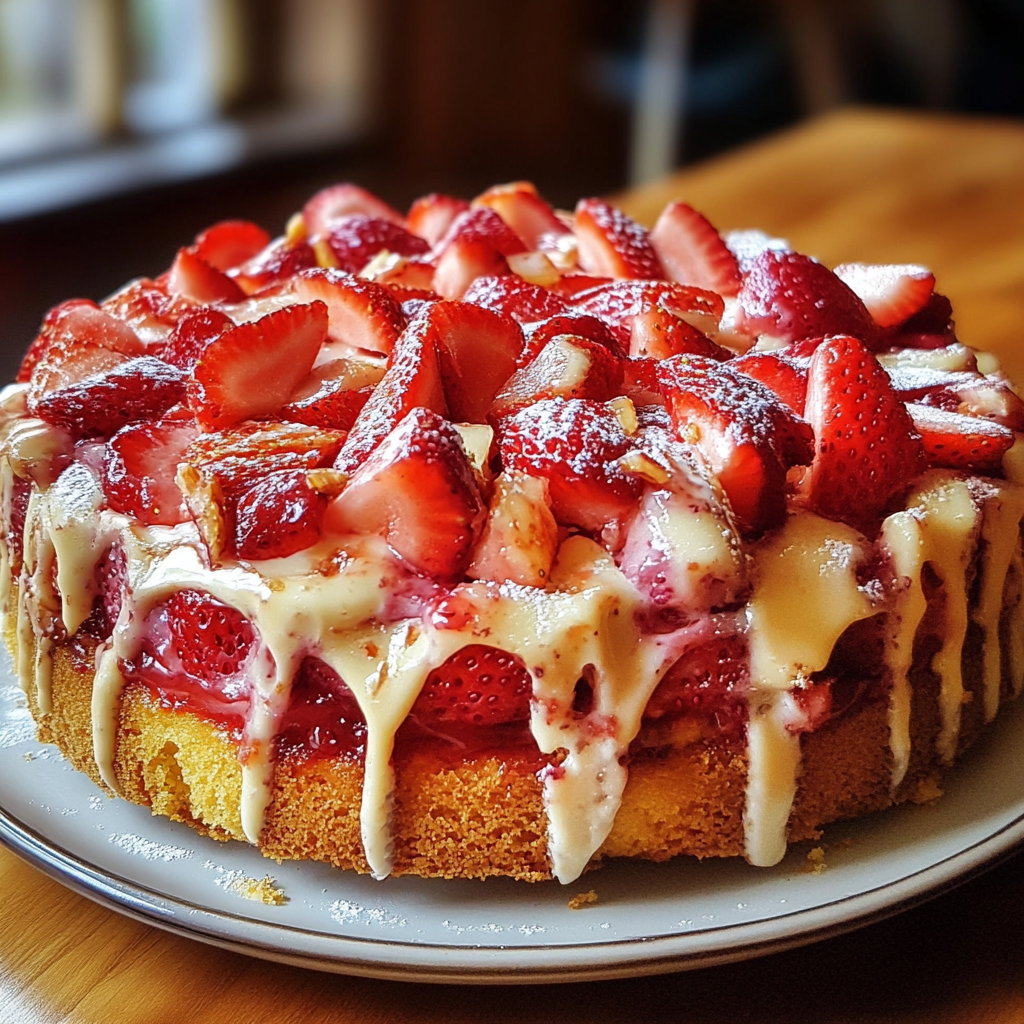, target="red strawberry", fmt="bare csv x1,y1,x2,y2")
321,215,431,275
407,193,470,247
434,207,528,259
883,292,956,349
650,202,742,298
410,645,532,727
724,229,791,272
803,335,926,533
737,250,879,348
472,182,568,250
28,339,128,405
234,469,328,559
325,407,485,579
160,307,234,370
573,198,664,279
188,302,329,430
498,397,641,534
164,589,257,679
832,262,935,329
230,237,318,295
167,246,247,304
276,657,367,761
31,356,186,440
730,351,809,414
193,220,272,272
549,274,614,299
282,357,383,431
18,300,99,383
303,183,405,237
659,357,814,534
906,403,1014,475
94,544,128,638
432,238,509,299
101,278,191,344
289,269,405,354
461,275,570,324
103,417,198,525
520,313,626,366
